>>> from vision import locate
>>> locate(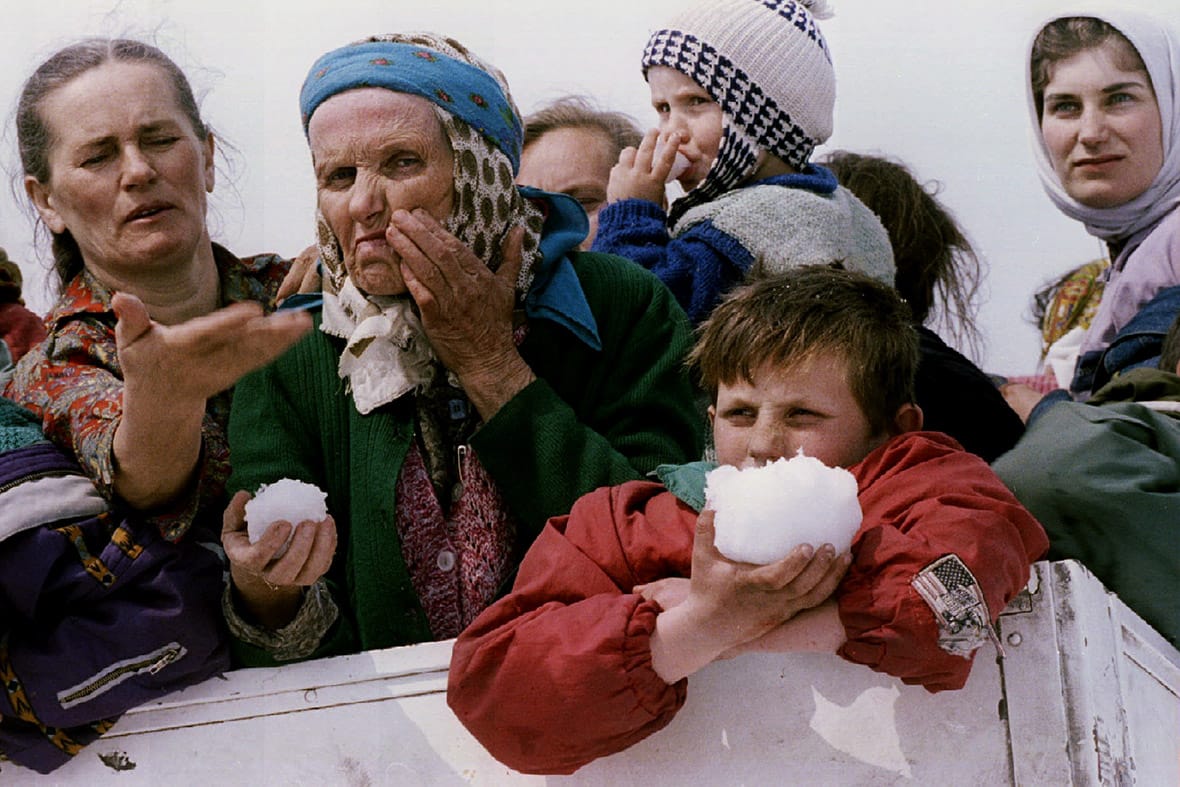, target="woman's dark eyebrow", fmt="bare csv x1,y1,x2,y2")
1101,80,1148,94
1045,80,1149,103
